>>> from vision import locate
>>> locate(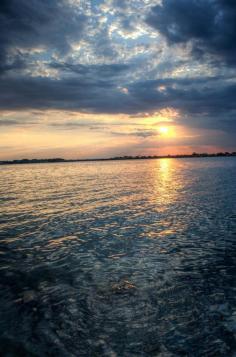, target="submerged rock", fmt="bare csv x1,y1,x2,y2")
111,280,136,294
